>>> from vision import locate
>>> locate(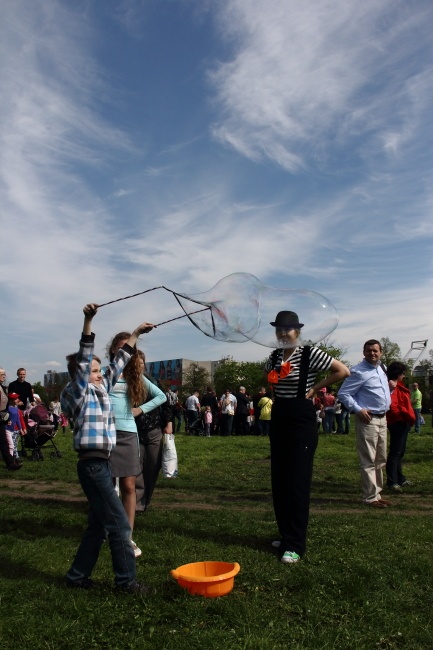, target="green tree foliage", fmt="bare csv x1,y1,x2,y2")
43,373,69,402
31,381,50,406
316,338,349,365
379,337,401,367
181,362,210,398
410,358,433,407
314,338,350,391
213,356,266,397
